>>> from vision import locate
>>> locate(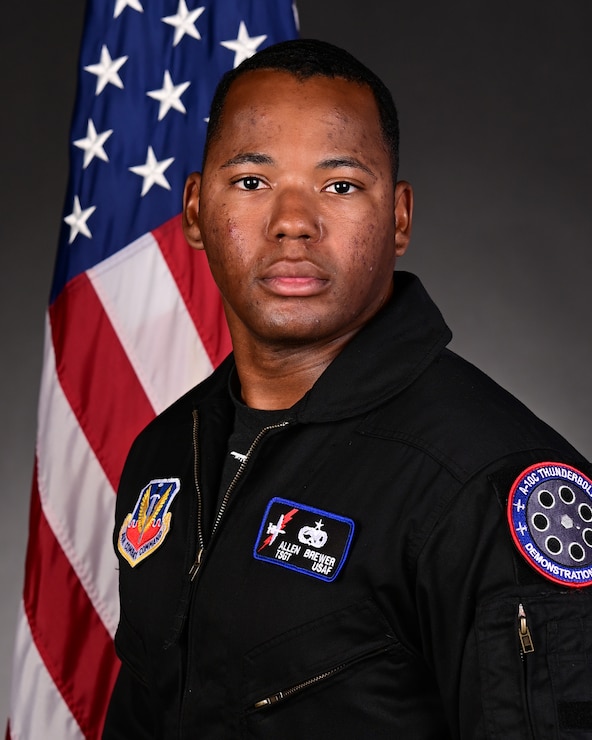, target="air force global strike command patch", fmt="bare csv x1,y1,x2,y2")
507,462,592,587
254,498,355,582
118,478,181,568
